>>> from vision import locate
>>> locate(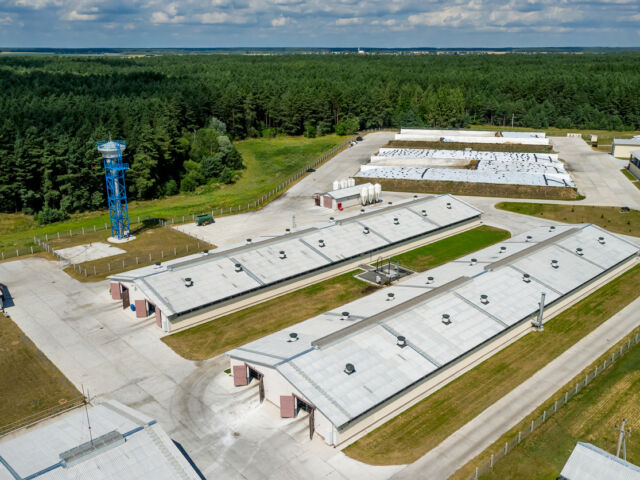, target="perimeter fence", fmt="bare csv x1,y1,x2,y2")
464,331,640,480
